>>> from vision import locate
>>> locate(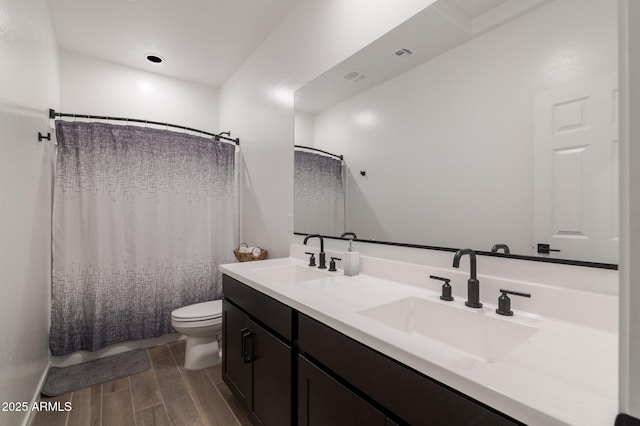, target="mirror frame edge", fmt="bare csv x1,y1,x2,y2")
293,232,618,270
